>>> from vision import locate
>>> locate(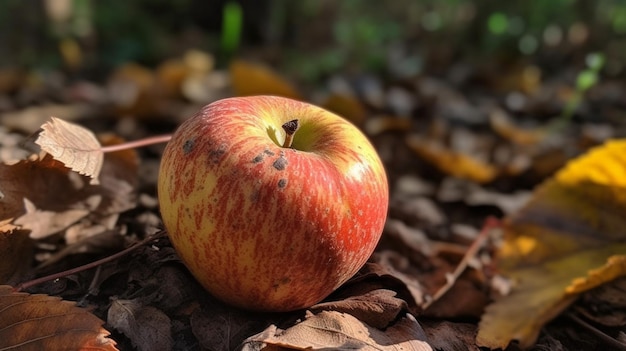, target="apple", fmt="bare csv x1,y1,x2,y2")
158,95,388,312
